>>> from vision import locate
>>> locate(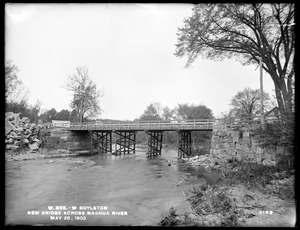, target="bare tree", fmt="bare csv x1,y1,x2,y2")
151,102,163,118
5,59,29,104
65,66,104,122
229,87,271,120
